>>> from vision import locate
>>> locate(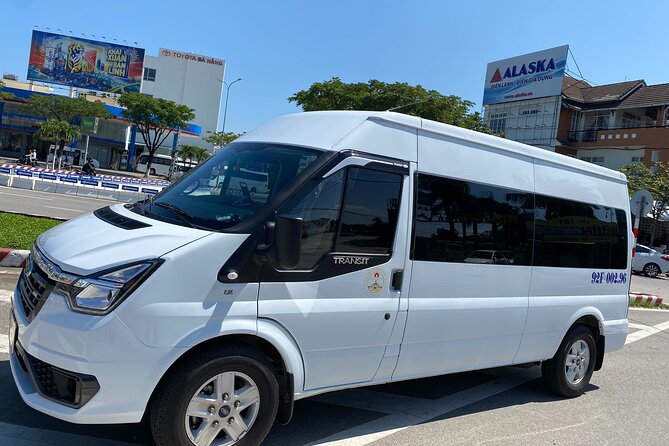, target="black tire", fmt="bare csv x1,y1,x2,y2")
149,168,156,176
150,345,279,446
643,263,661,278
541,325,596,398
